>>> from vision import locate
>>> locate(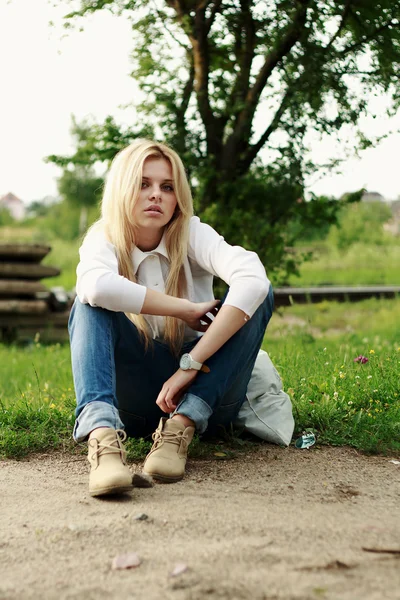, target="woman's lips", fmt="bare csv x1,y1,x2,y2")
145,205,163,214
144,210,163,216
